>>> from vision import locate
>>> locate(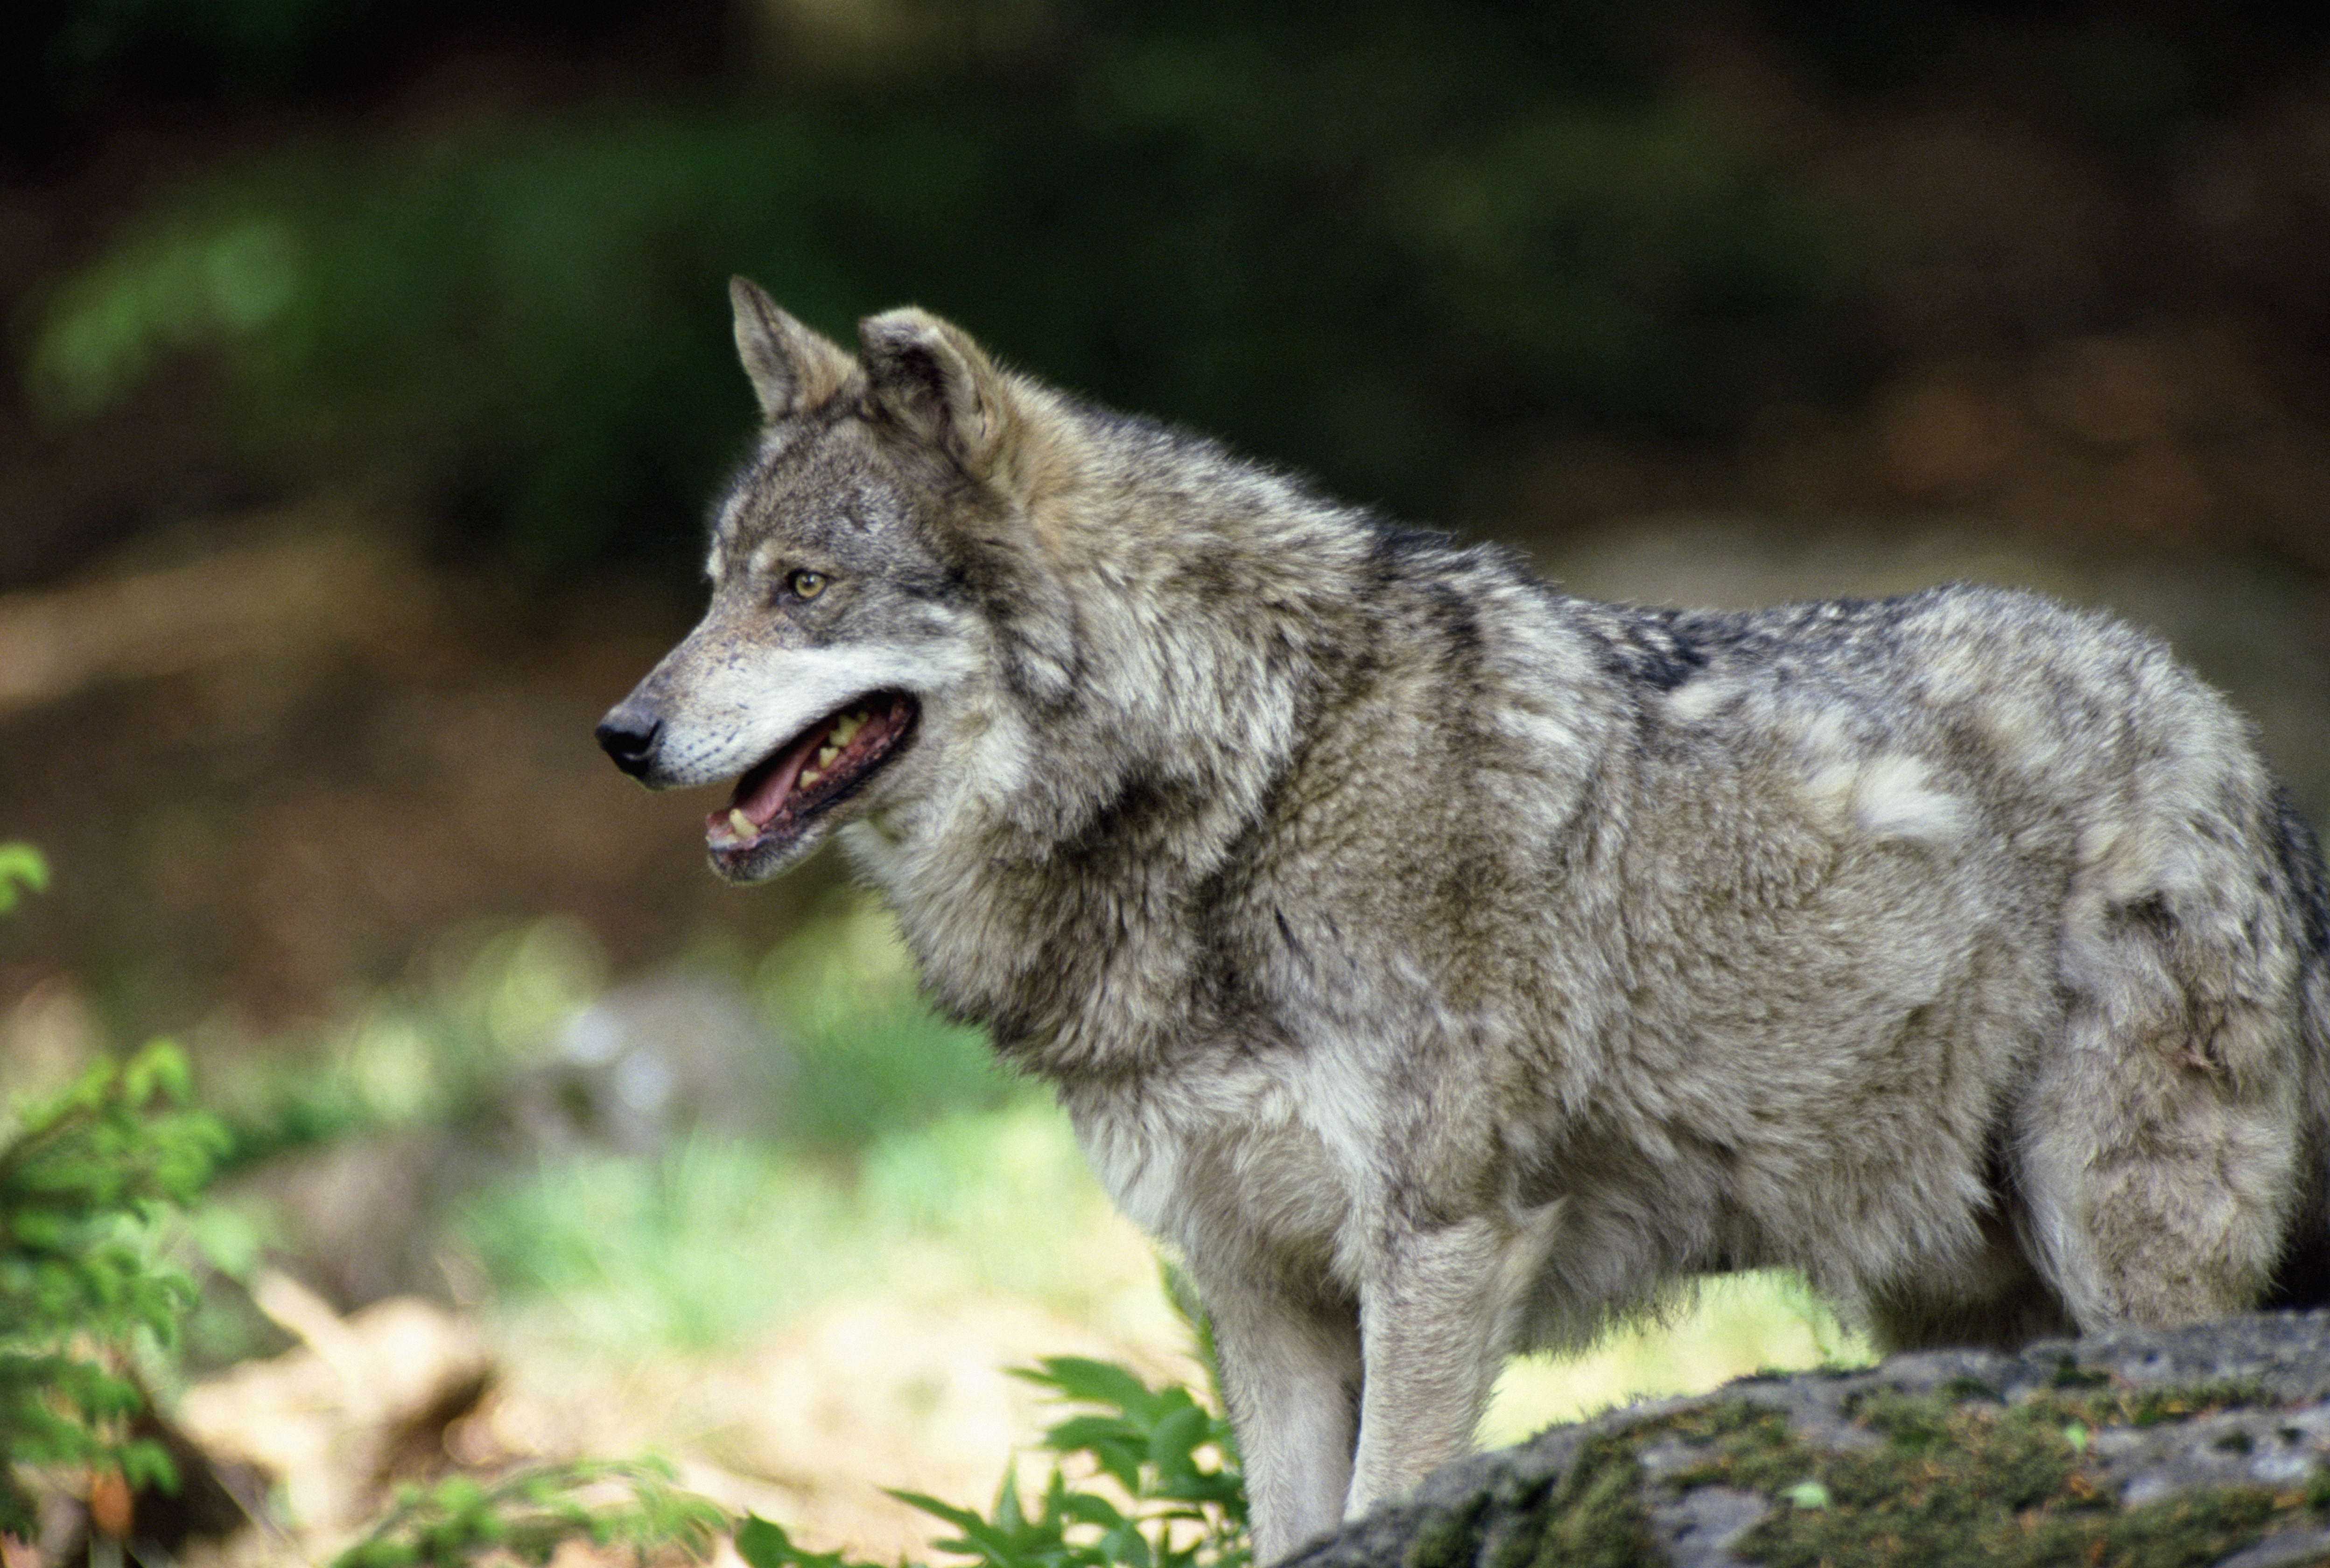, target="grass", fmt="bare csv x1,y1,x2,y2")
458,1101,1124,1353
